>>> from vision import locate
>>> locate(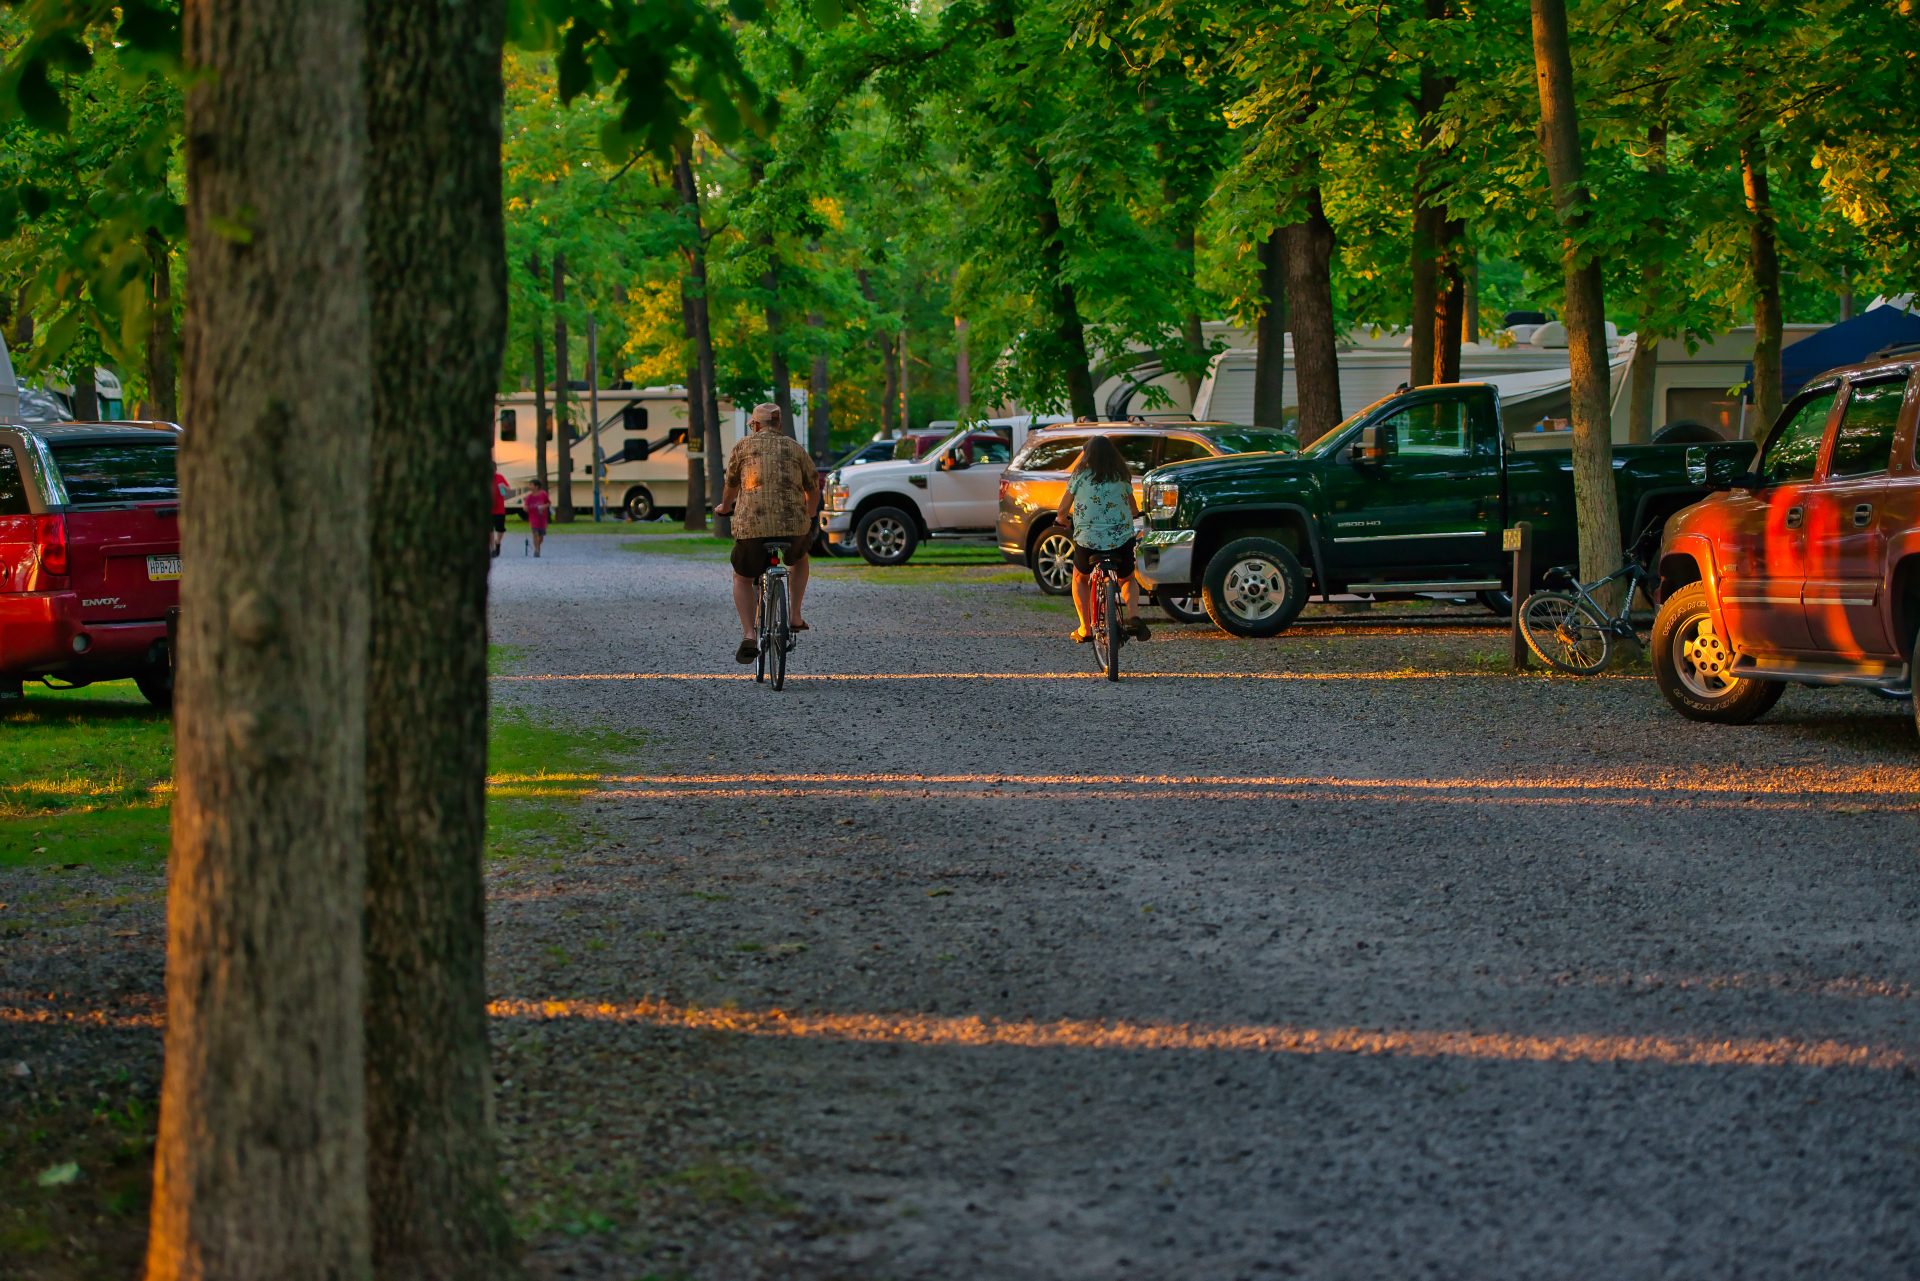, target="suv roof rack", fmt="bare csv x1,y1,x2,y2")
1866,341,1920,360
